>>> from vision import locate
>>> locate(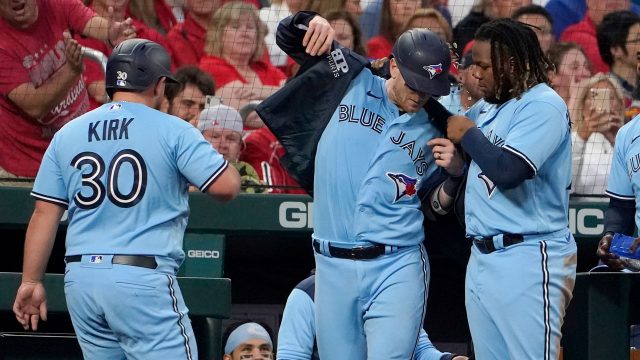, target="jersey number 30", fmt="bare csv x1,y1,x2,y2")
71,150,147,209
